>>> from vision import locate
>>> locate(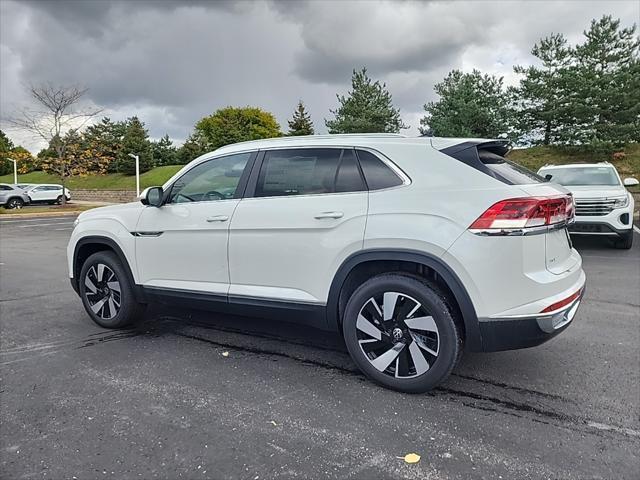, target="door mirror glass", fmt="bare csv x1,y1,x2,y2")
623,177,639,187
544,174,553,181
141,186,163,207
